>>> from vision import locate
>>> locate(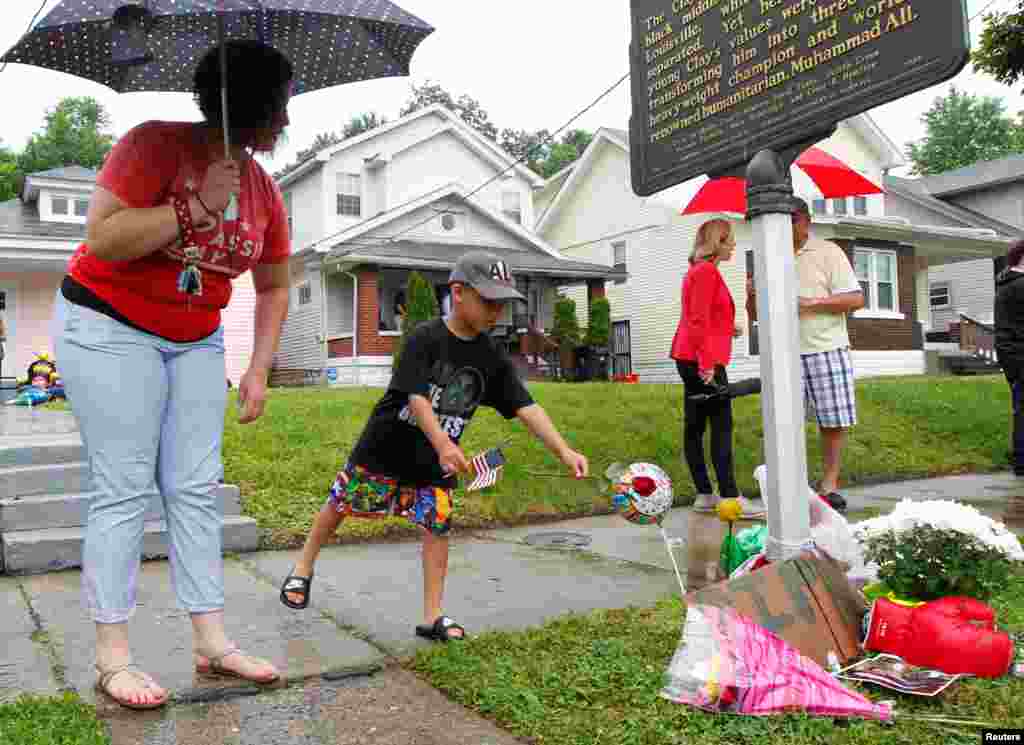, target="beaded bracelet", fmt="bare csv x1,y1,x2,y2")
170,194,196,245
